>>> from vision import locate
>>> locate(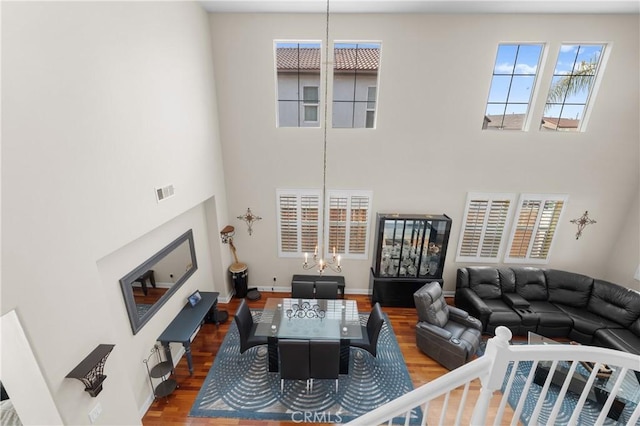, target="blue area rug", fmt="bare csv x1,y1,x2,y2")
189,312,420,424
478,342,639,425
